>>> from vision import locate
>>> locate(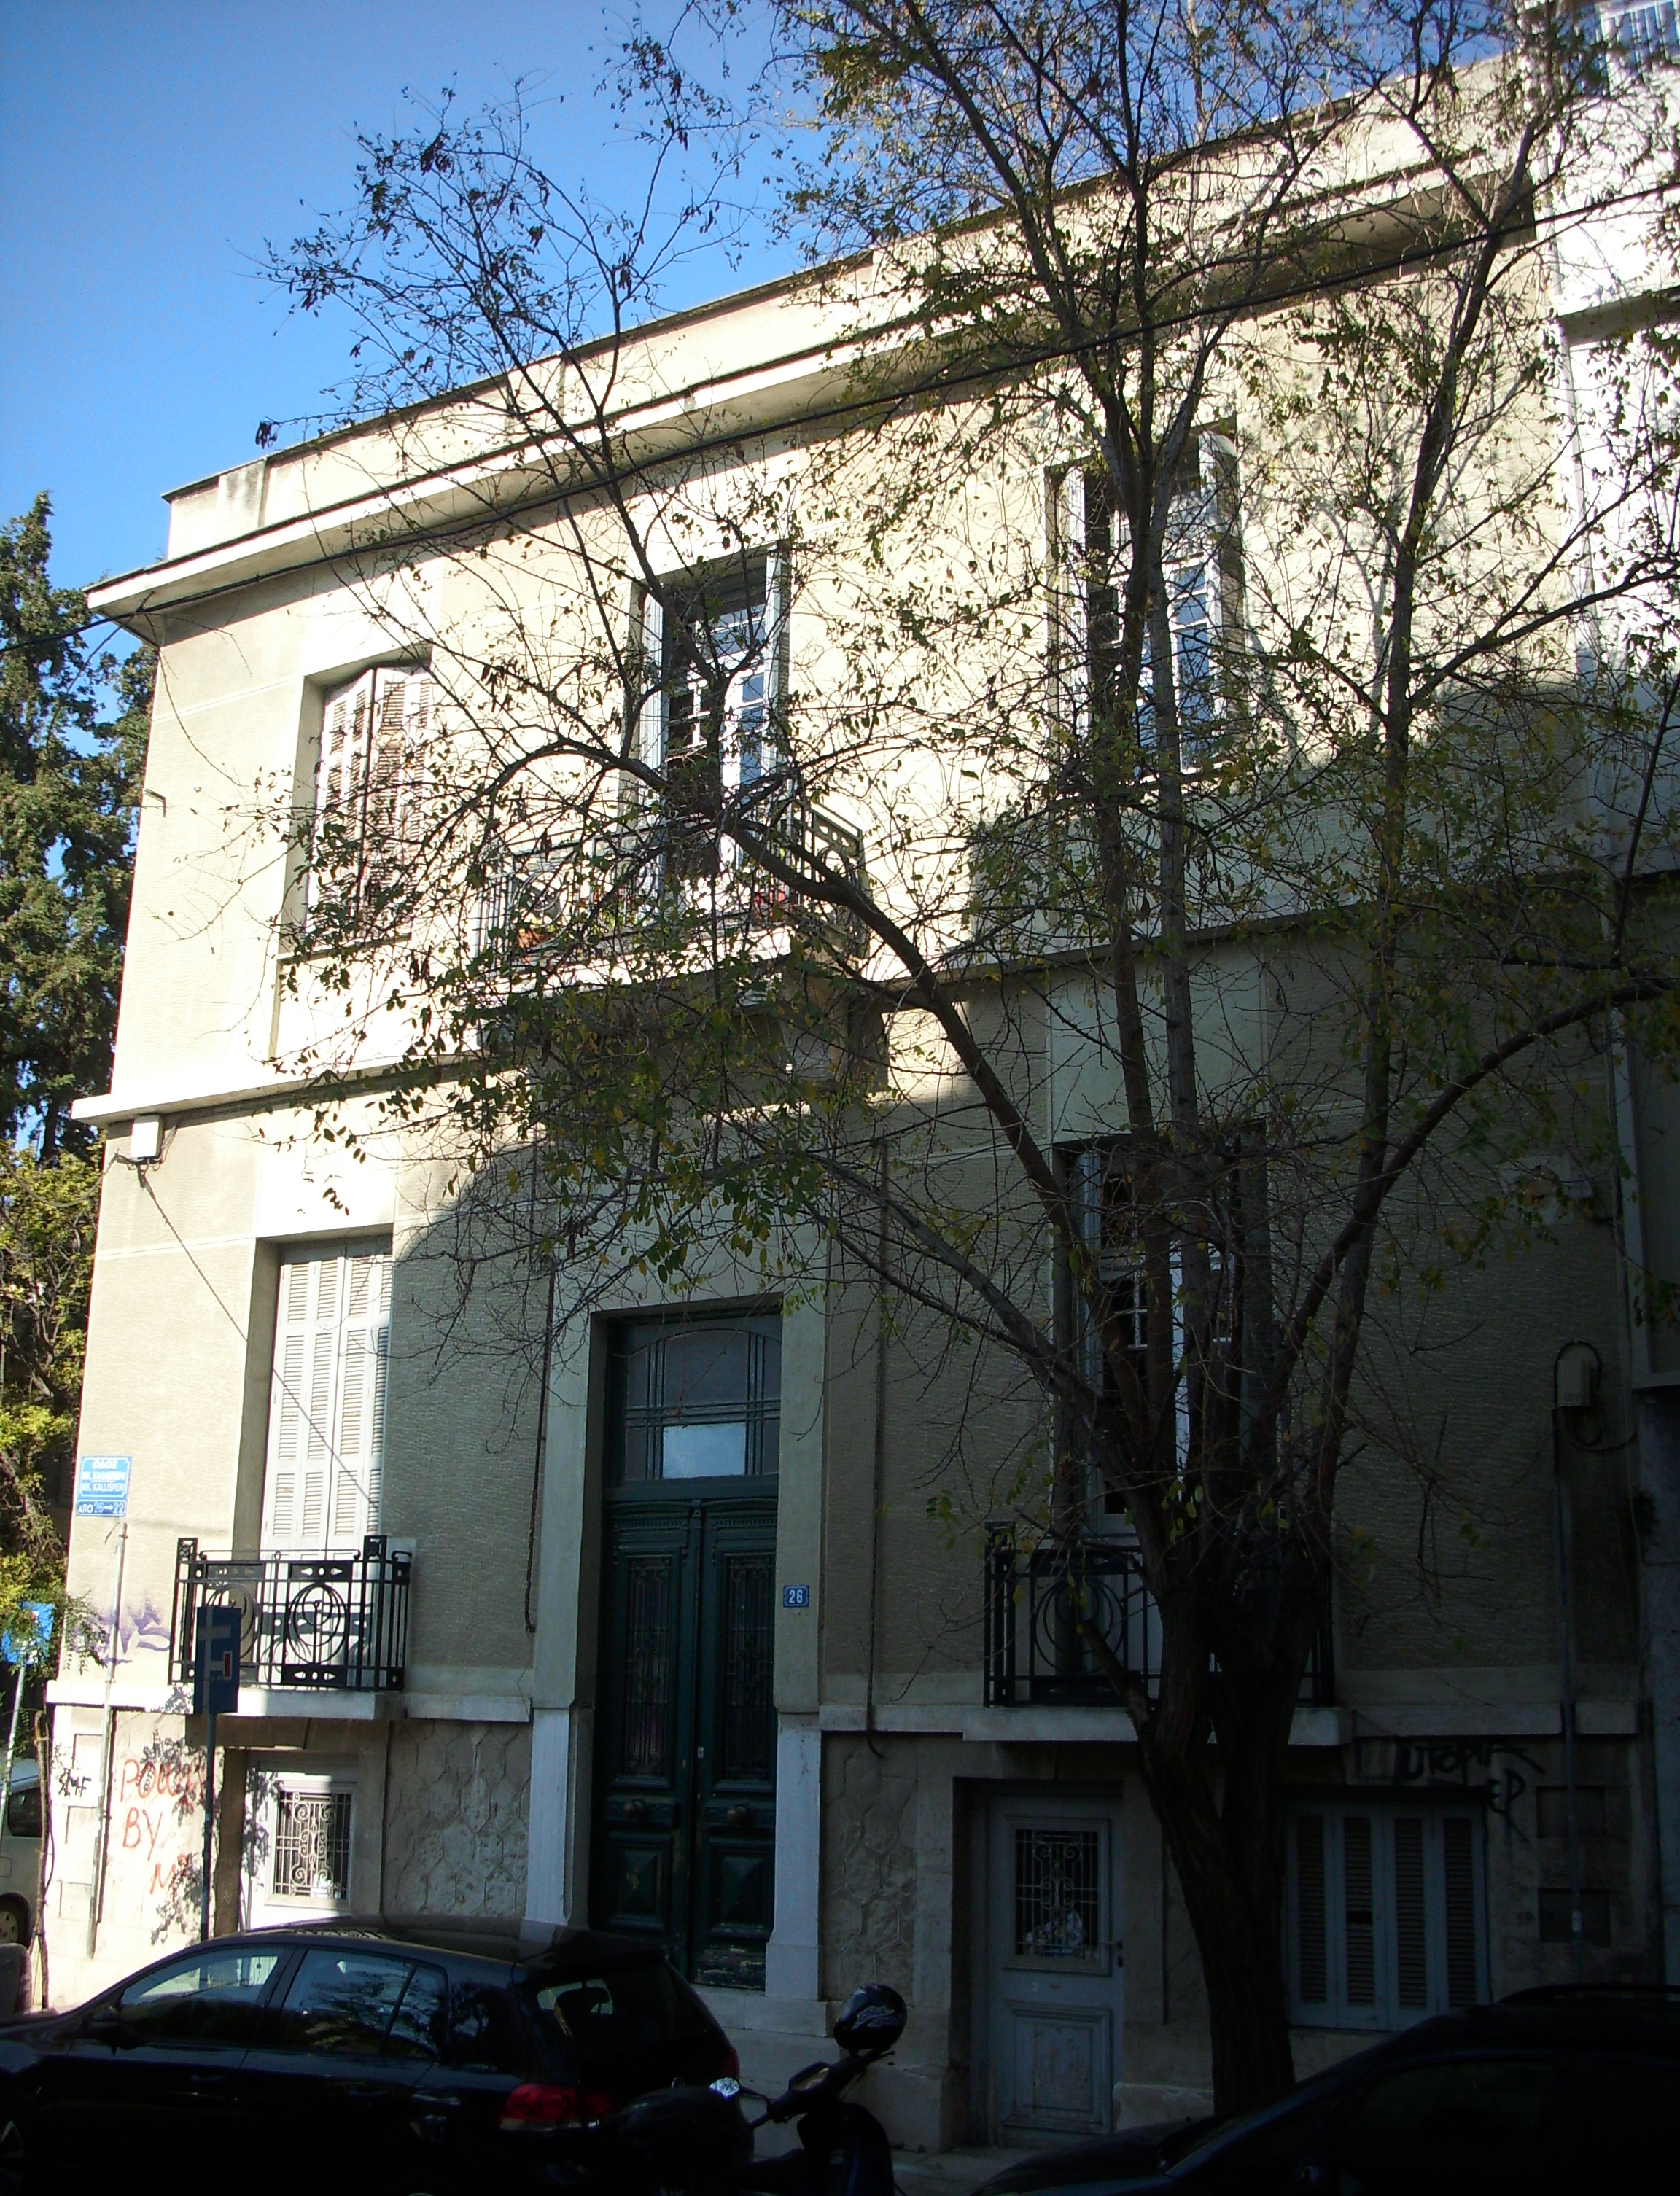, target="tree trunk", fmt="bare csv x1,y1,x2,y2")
1134,1676,1300,2117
